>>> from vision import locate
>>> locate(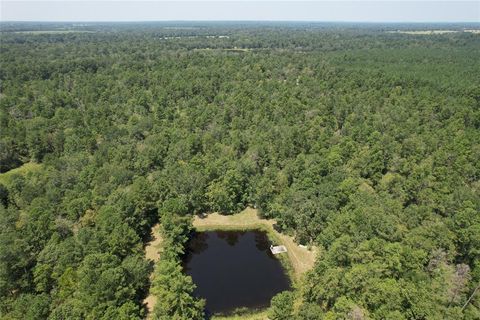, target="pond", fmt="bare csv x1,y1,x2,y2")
183,230,291,315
